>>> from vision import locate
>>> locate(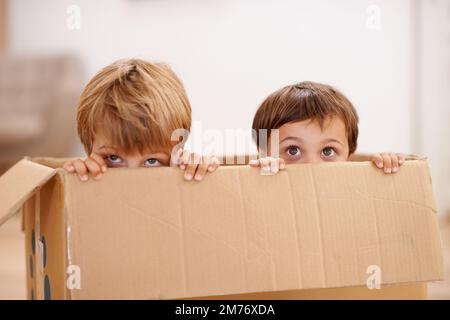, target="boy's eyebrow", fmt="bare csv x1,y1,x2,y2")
322,138,344,146
280,137,344,146
98,145,118,150
280,136,303,143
